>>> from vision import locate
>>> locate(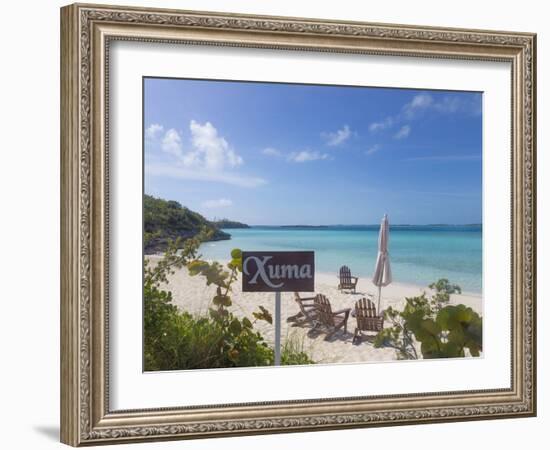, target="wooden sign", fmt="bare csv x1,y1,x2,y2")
242,251,315,292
